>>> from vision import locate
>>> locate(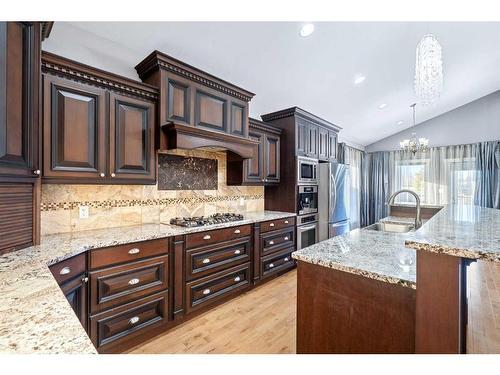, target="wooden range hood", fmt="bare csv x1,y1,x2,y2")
161,122,259,159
